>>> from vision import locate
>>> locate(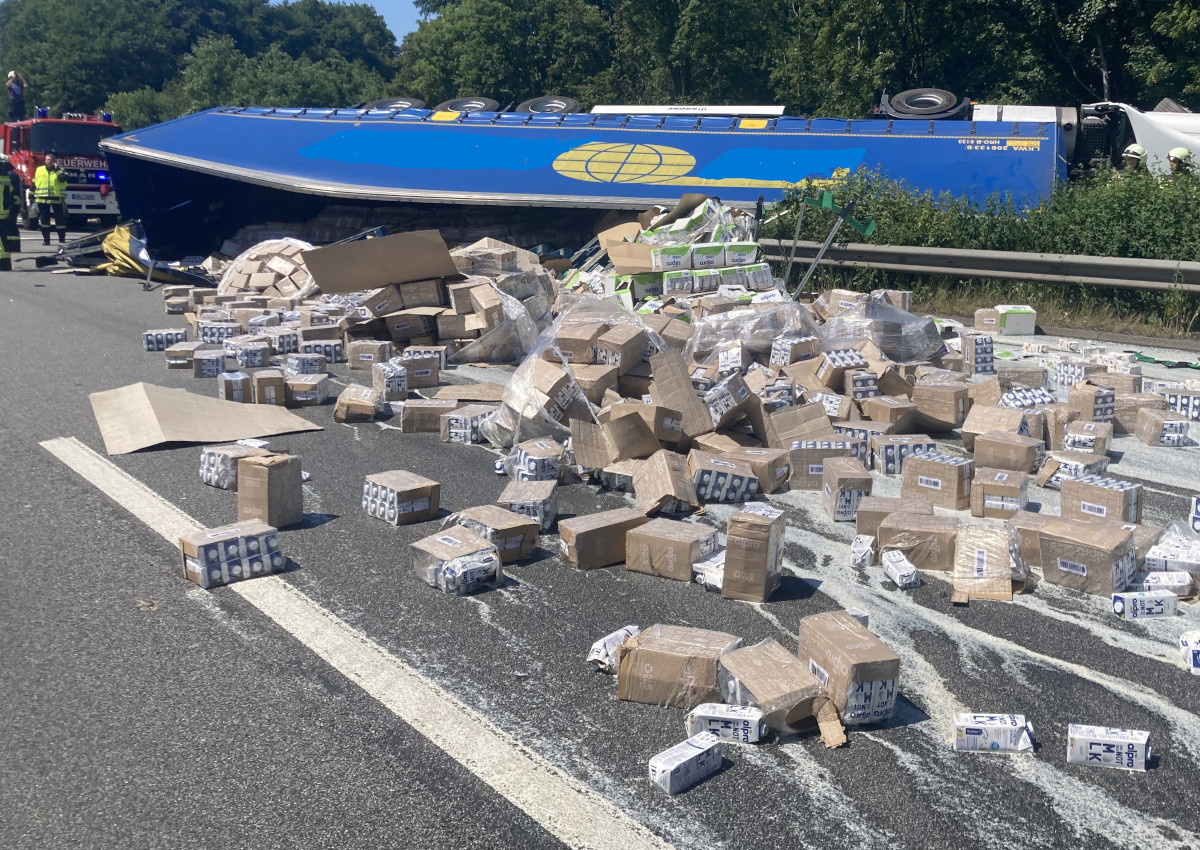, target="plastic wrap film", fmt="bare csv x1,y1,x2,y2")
450,238,542,278
819,294,944,362
953,525,1028,602
477,297,667,449
450,284,540,365
684,302,820,367
217,238,317,300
